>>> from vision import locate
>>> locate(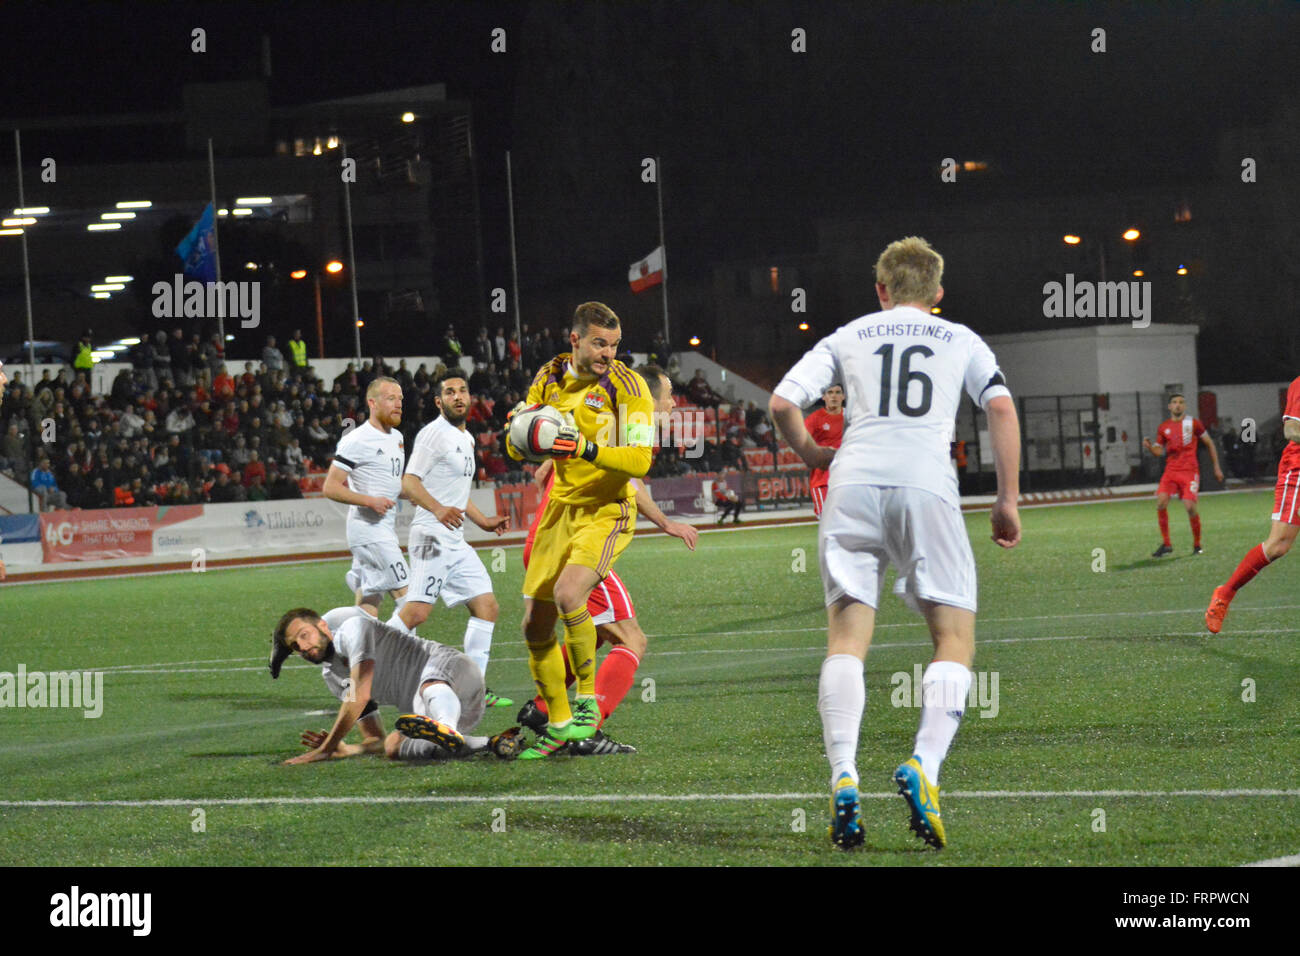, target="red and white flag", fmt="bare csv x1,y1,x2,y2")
628,246,664,293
